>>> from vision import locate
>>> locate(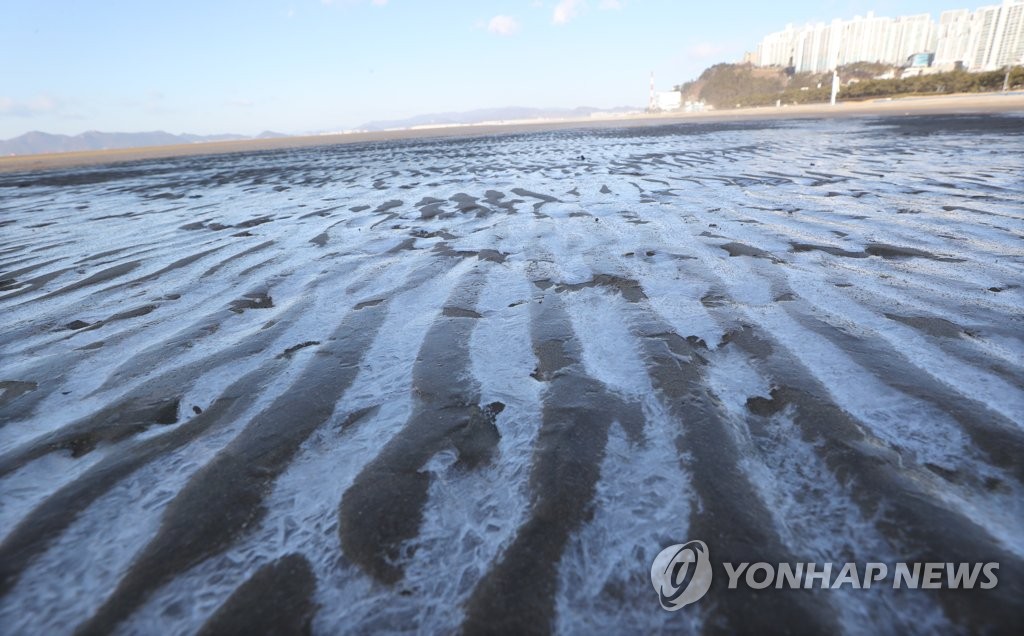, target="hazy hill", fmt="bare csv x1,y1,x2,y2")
0,130,255,156
675,62,1023,109
676,64,788,108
